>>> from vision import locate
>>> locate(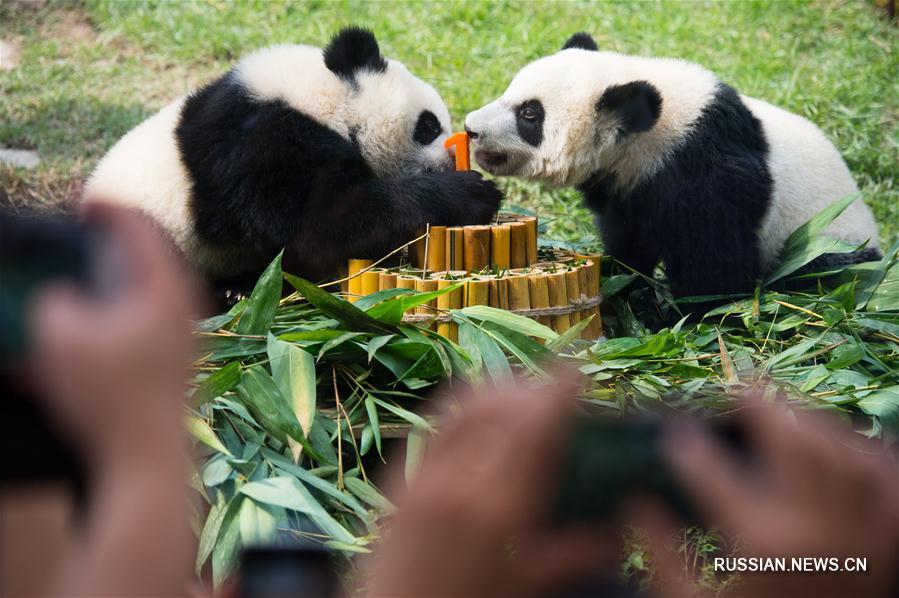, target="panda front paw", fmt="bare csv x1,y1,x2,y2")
443,171,503,225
